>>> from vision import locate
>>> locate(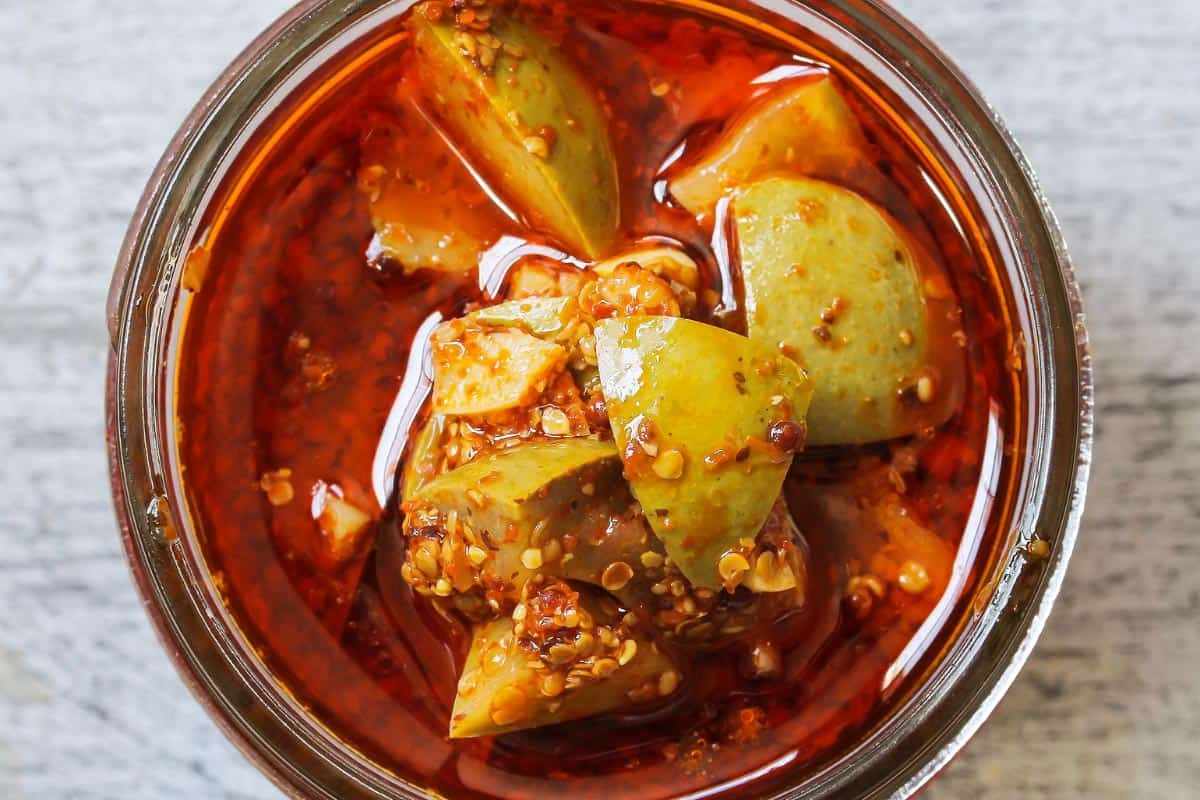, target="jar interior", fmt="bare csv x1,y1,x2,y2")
108,2,1085,799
